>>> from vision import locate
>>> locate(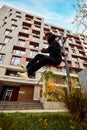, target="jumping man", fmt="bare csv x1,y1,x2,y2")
18,32,64,80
